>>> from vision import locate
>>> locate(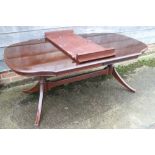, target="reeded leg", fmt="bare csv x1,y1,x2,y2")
34,77,45,127
111,66,136,93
